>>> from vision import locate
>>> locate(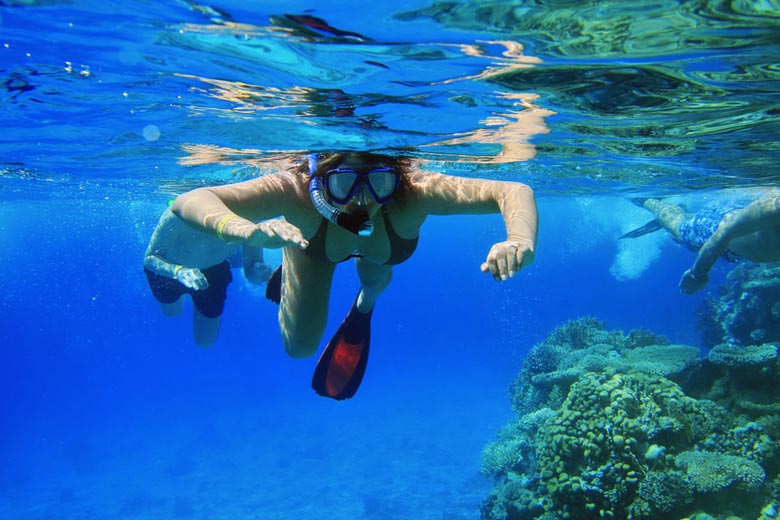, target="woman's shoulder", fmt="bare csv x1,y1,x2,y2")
405,167,445,185
402,168,455,200
233,169,306,189
212,170,309,202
